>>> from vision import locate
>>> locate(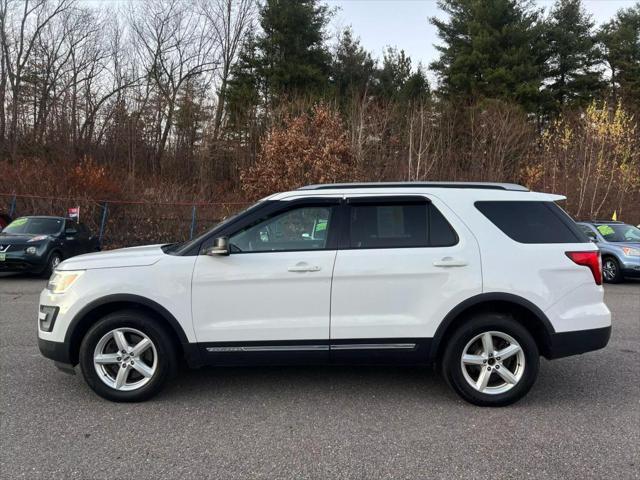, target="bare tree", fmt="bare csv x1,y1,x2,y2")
200,0,255,140
0,0,74,161
129,0,218,169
